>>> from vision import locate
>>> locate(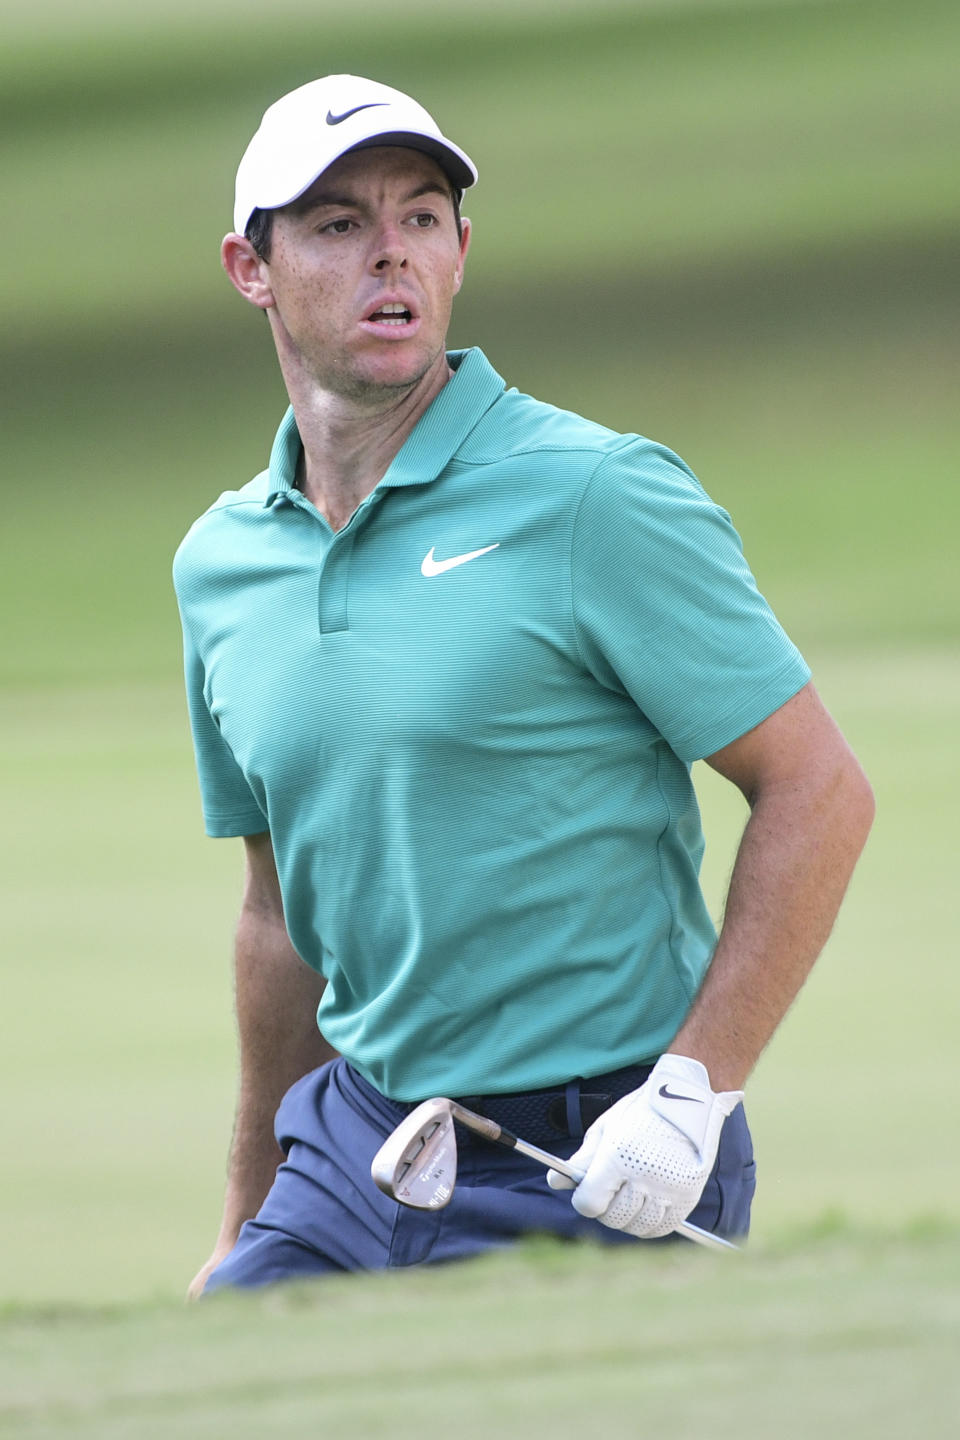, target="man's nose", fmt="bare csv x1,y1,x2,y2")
371,222,407,272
